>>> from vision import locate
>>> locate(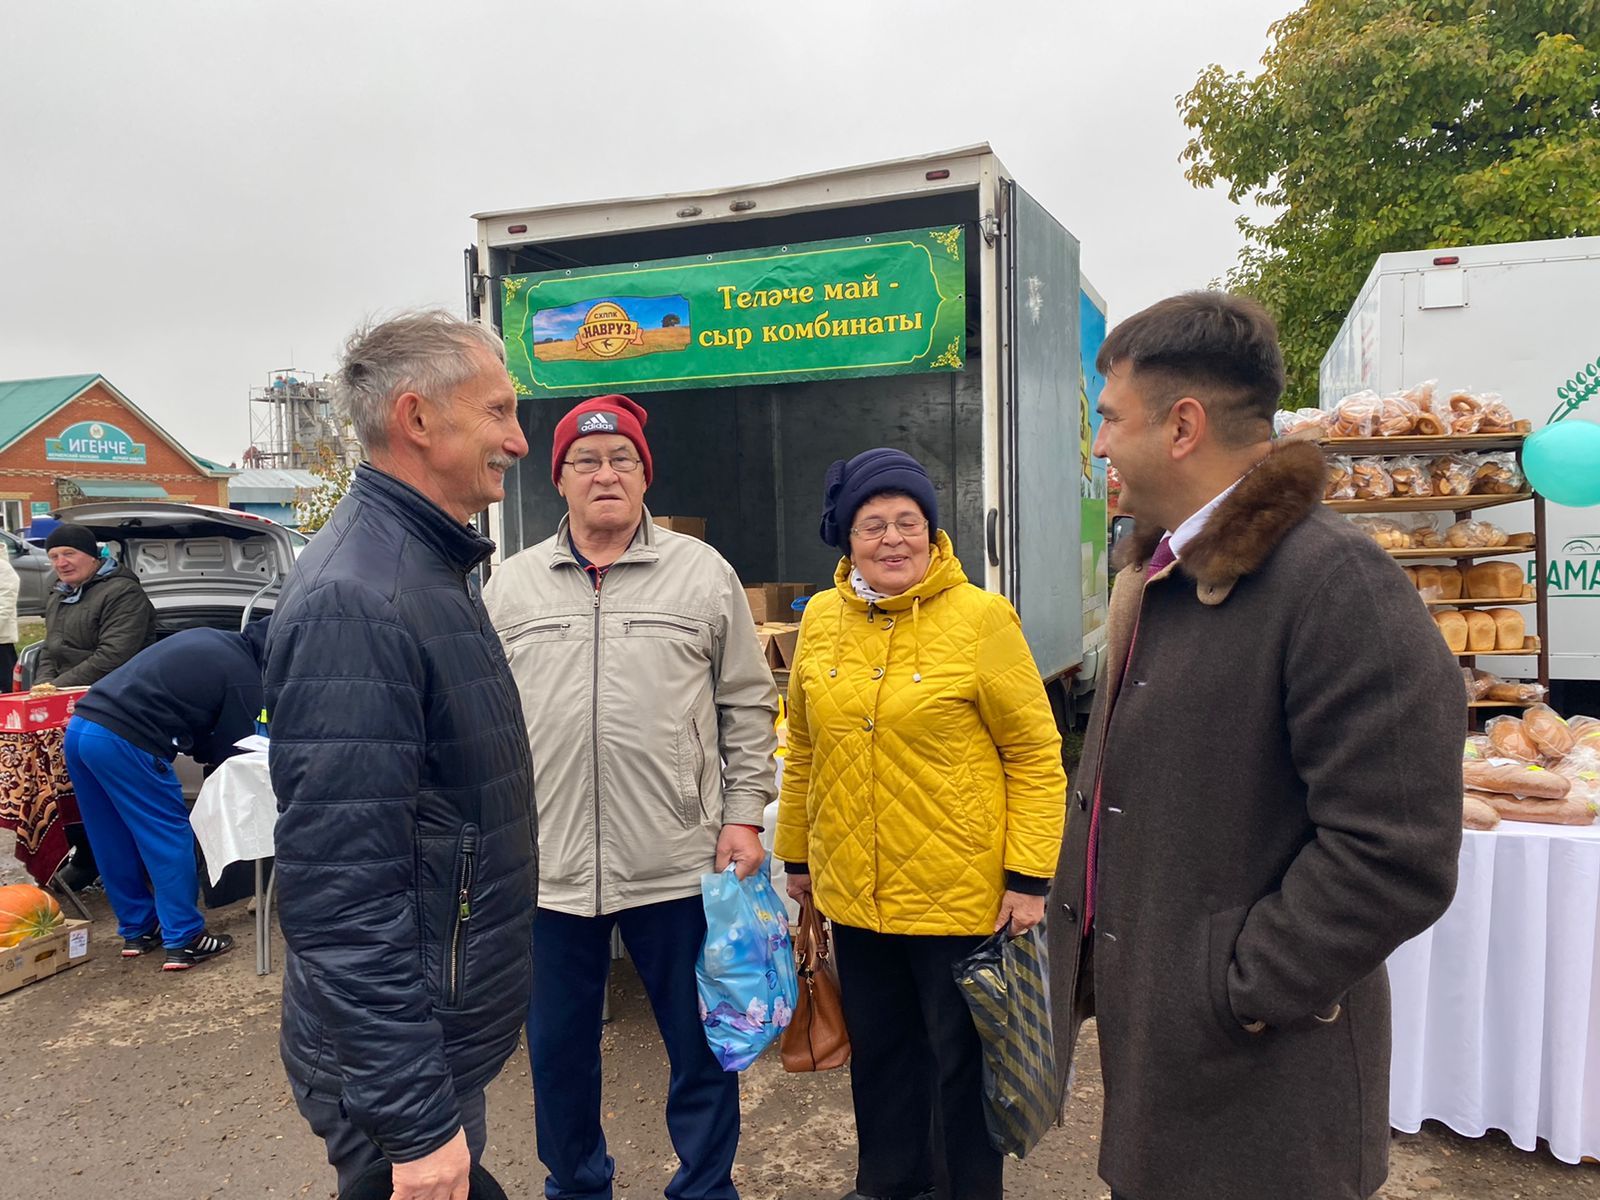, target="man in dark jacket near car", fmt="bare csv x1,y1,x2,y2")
63,617,270,969
266,311,536,1200
1049,293,1464,1200
35,522,156,687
